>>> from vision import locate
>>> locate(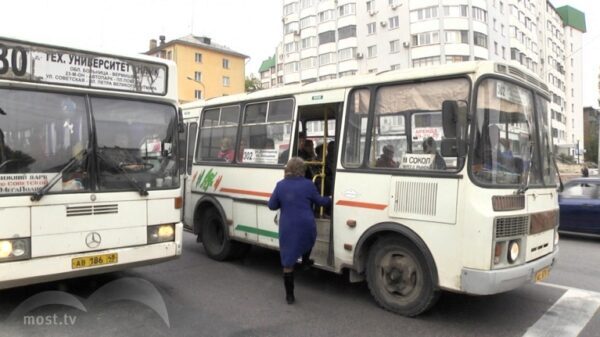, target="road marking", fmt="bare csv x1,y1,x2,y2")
523,284,600,337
